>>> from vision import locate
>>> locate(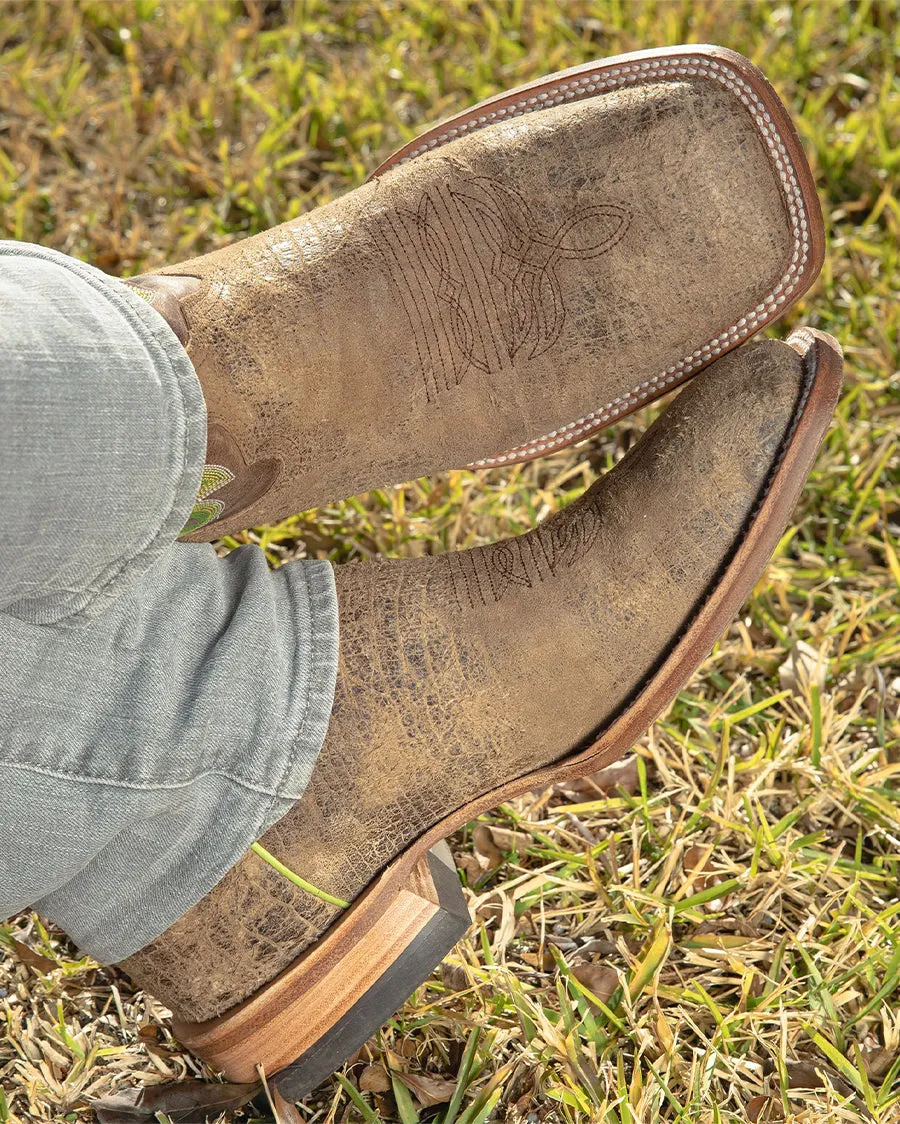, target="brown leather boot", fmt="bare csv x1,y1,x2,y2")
117,328,841,1098
126,46,823,539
